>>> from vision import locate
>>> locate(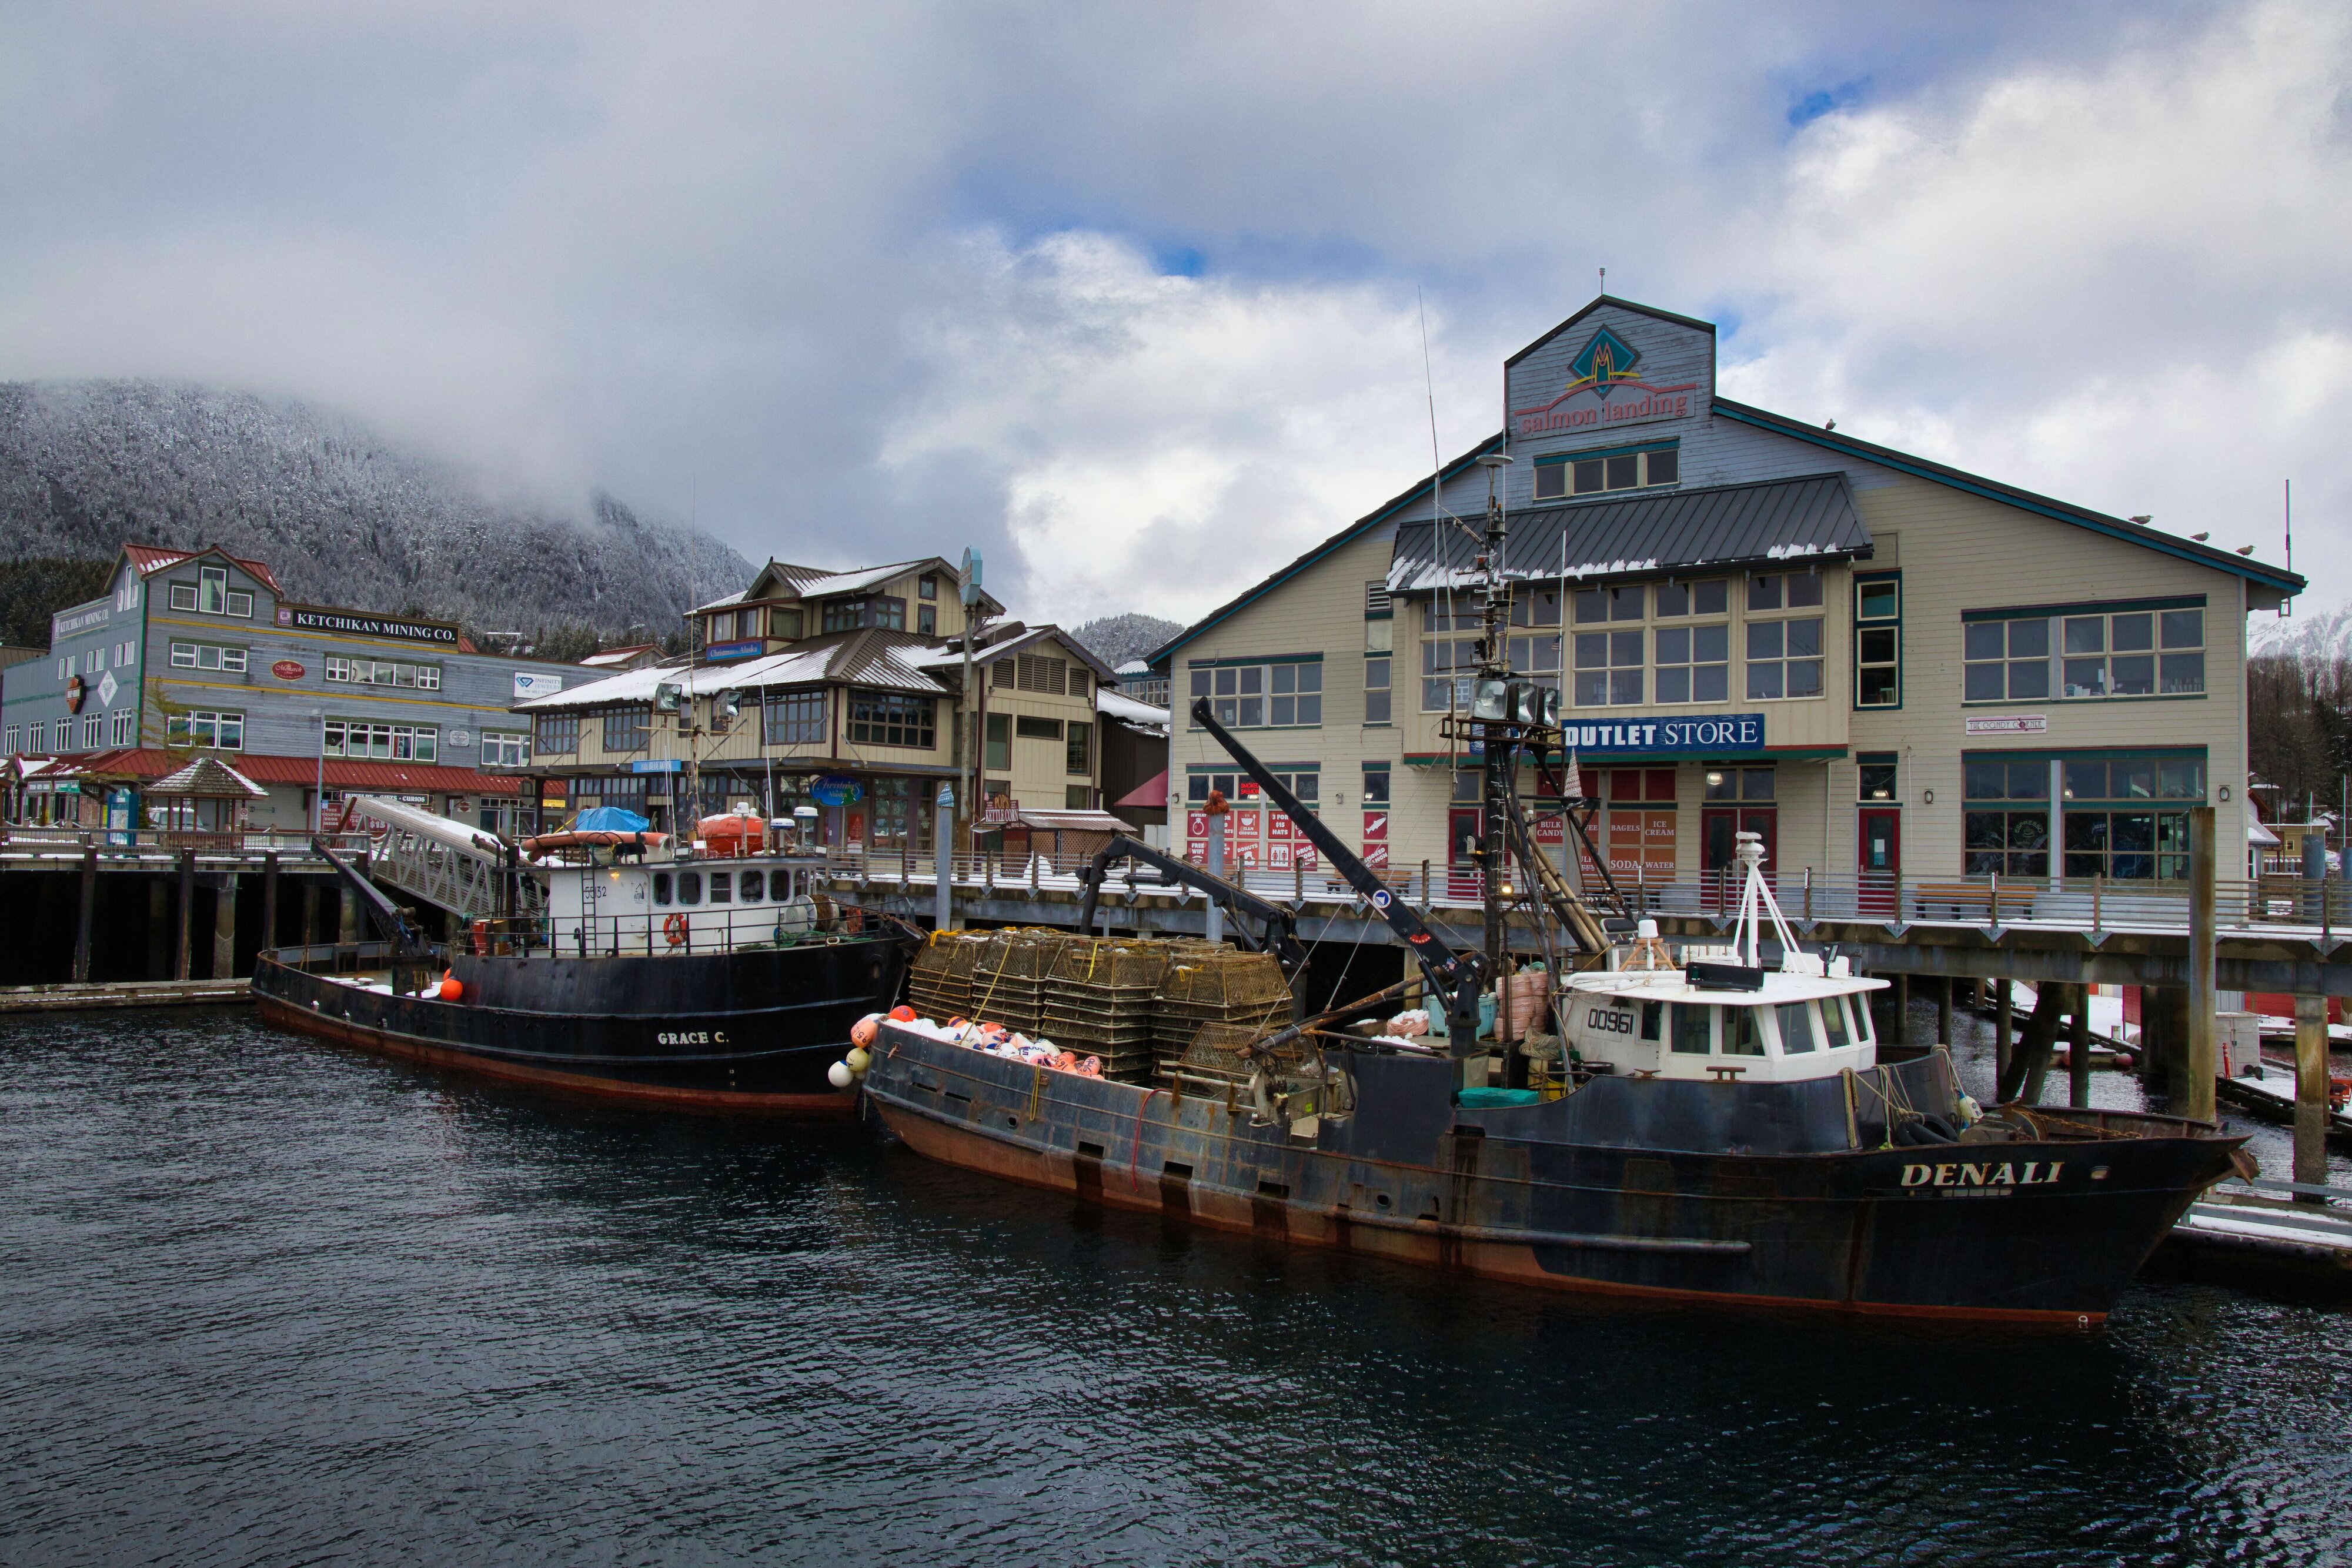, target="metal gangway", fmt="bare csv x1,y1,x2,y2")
343,794,545,924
